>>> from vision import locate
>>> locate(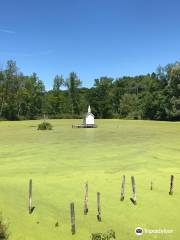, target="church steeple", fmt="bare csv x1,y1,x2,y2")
88,105,91,113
